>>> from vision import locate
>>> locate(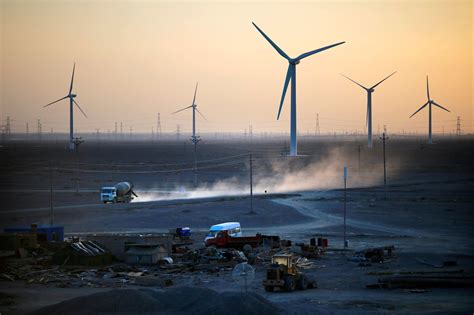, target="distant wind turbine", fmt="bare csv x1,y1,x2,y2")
253,22,345,156
172,82,206,146
43,63,87,150
172,82,206,186
341,71,396,148
410,76,450,144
